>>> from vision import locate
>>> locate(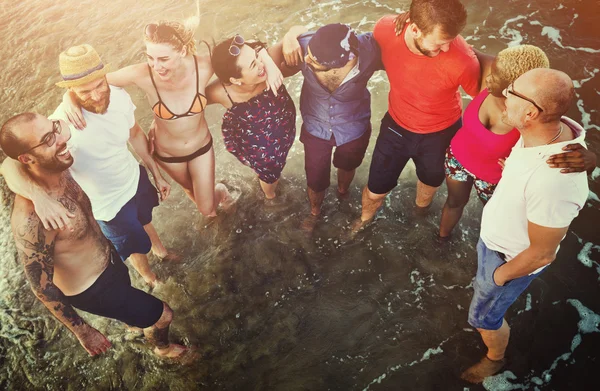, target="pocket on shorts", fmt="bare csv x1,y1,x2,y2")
485,252,507,289
387,126,404,138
